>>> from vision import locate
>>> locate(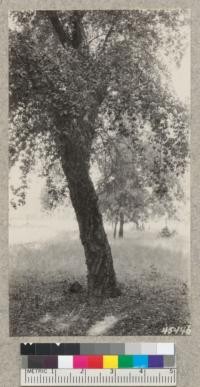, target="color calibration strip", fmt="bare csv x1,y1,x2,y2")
21,343,175,356
22,354,175,369
21,343,176,386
